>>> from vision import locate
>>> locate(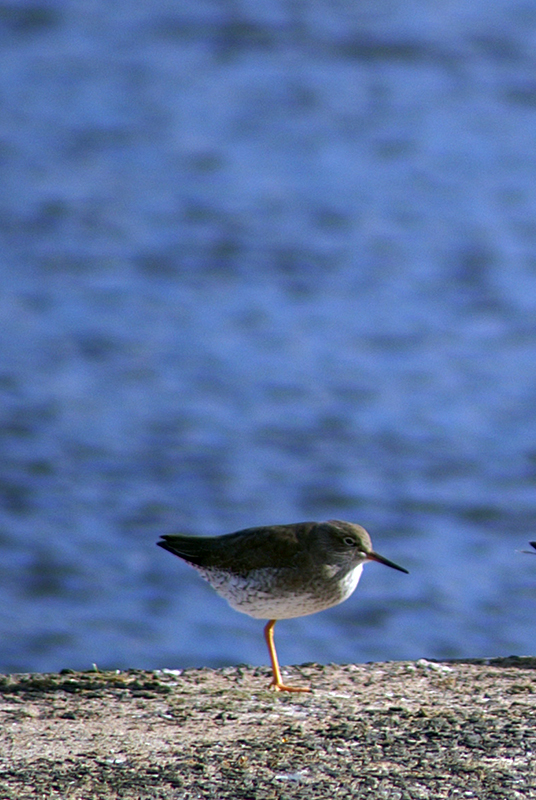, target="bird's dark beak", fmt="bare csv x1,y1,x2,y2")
367,551,409,574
